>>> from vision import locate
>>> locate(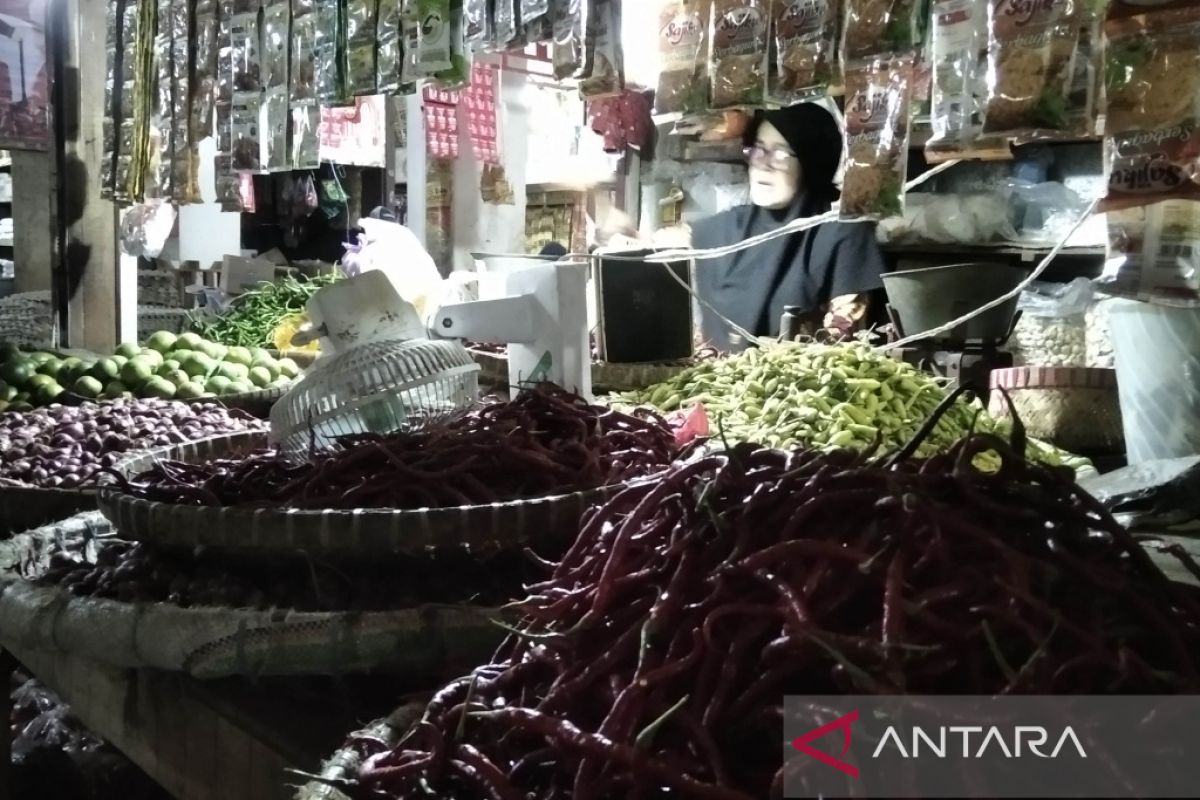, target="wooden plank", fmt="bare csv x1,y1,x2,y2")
5,644,309,800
